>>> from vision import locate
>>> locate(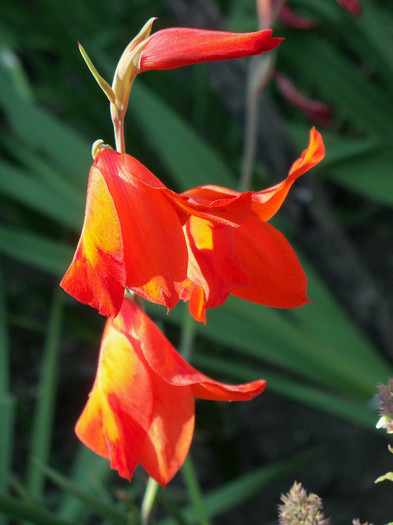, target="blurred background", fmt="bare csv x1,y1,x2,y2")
1,0,393,523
